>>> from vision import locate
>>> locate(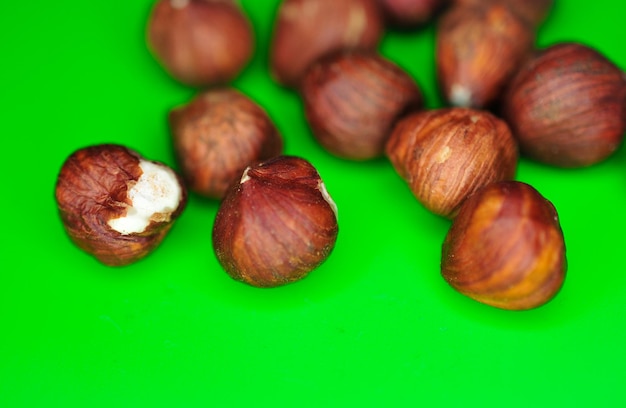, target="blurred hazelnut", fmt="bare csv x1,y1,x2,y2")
55,144,187,266
454,0,553,26
212,156,339,288
385,108,518,218
502,42,626,167
377,0,449,28
436,2,534,108
301,51,423,160
169,88,283,199
147,0,254,87
441,180,567,310
270,0,384,88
